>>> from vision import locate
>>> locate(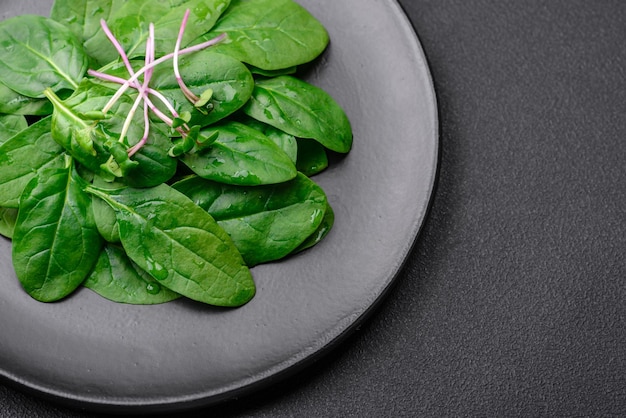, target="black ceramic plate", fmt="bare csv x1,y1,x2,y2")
0,0,438,413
